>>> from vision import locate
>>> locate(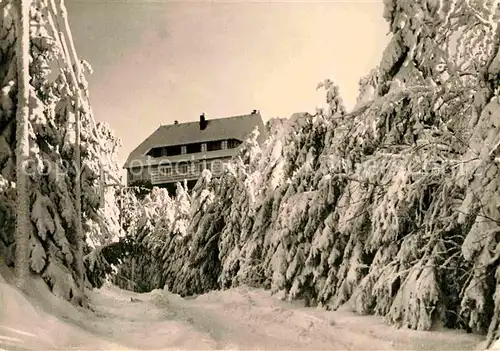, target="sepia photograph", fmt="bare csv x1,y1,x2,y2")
0,0,500,350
